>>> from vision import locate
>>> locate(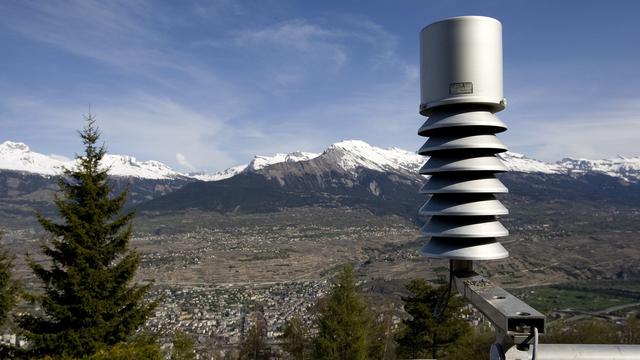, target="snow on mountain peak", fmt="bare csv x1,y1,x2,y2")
192,165,247,182
321,141,640,182
247,151,320,171
497,152,563,174
325,139,423,173
196,150,321,181
0,140,182,179
3,139,640,182
101,154,180,179
0,141,66,175
2,141,30,152
558,156,640,181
